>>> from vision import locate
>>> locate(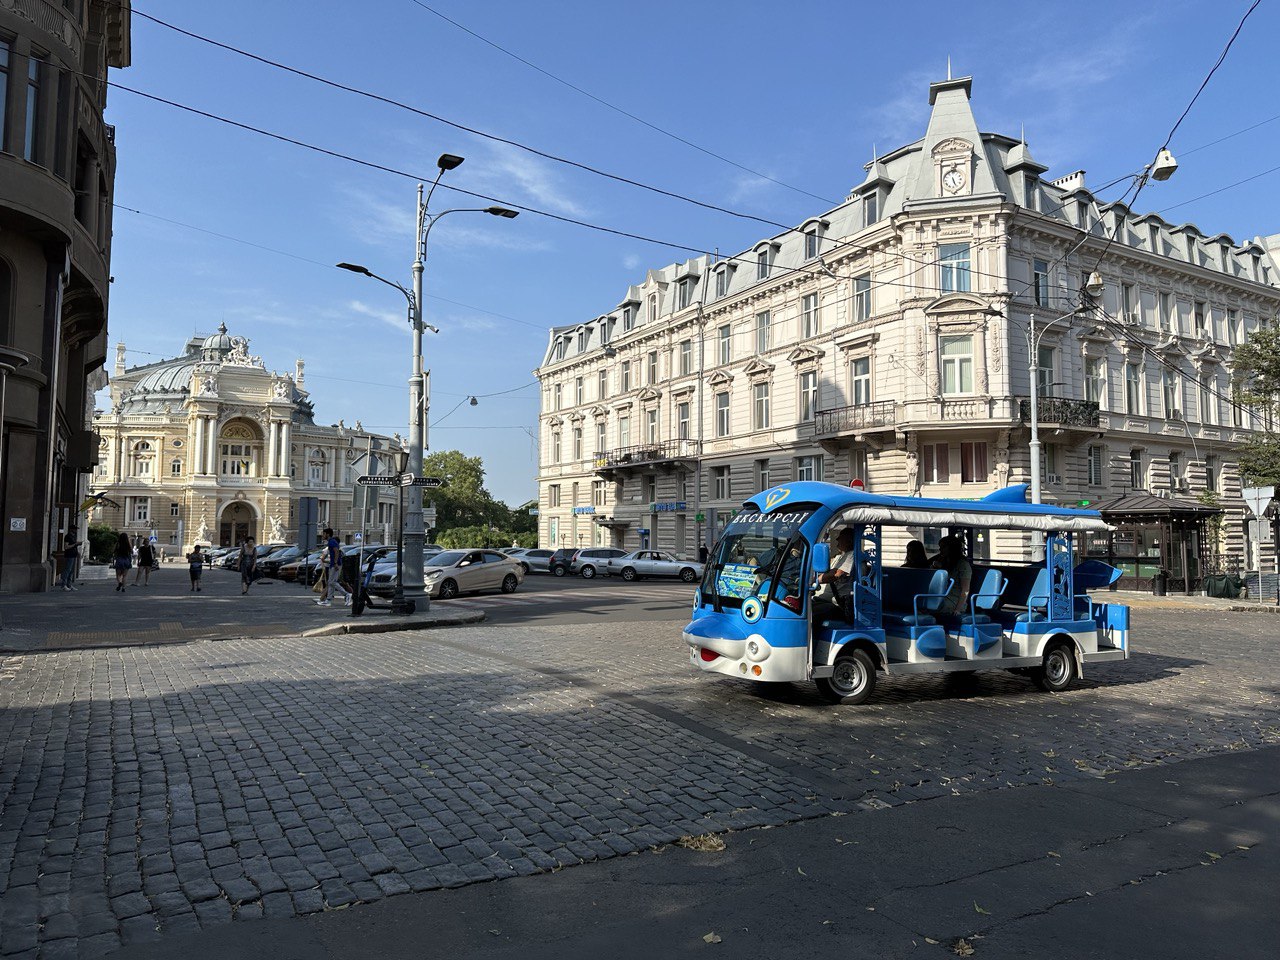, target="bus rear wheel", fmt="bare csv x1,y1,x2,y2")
1031,642,1078,692
816,648,876,705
